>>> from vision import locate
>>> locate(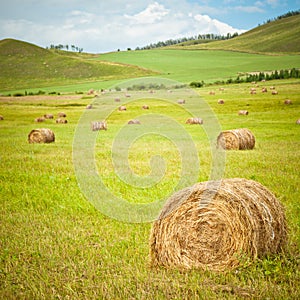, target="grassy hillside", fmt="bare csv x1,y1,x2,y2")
100,49,300,84
172,14,300,54
0,39,157,91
